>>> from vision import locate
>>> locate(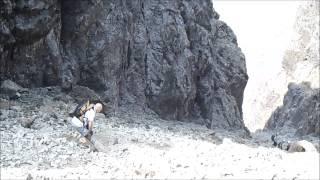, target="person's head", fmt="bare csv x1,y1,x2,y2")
94,103,103,113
